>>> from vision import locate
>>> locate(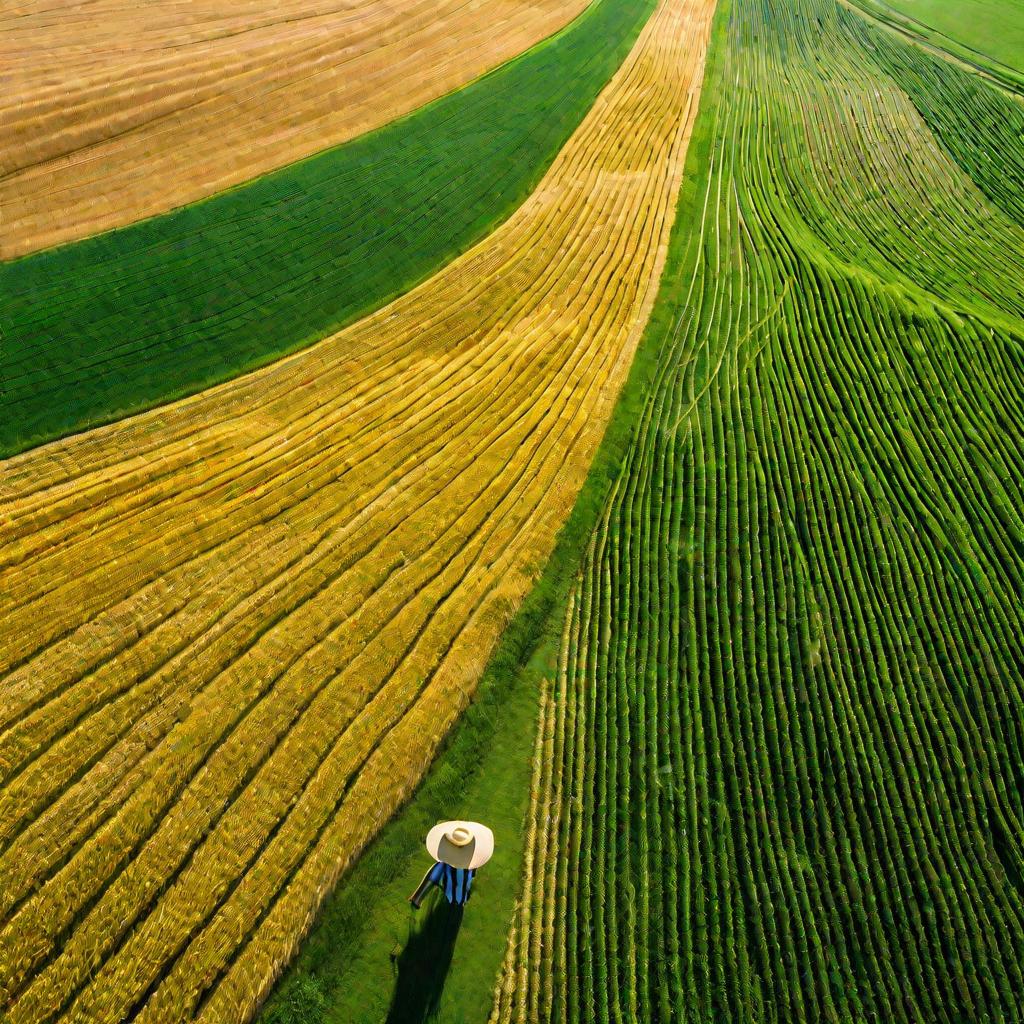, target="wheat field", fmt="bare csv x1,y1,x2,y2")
1,0,588,257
